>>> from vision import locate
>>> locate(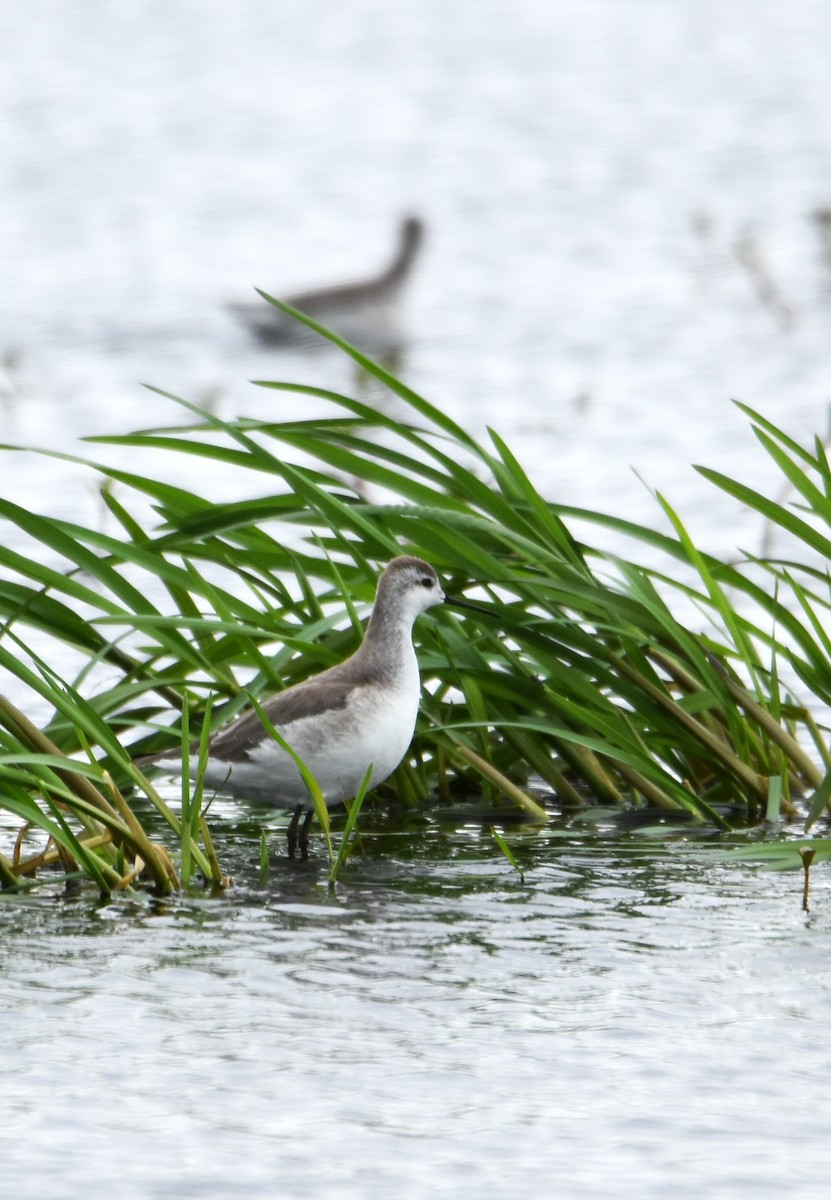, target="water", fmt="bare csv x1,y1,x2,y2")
3,819,830,1199
2,1,831,554
3,1,831,1195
